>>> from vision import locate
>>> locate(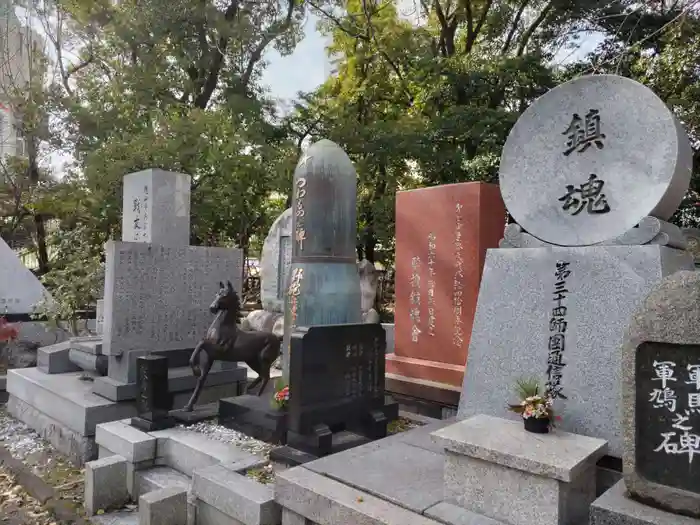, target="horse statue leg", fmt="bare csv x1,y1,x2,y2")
254,335,281,396
184,343,213,412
